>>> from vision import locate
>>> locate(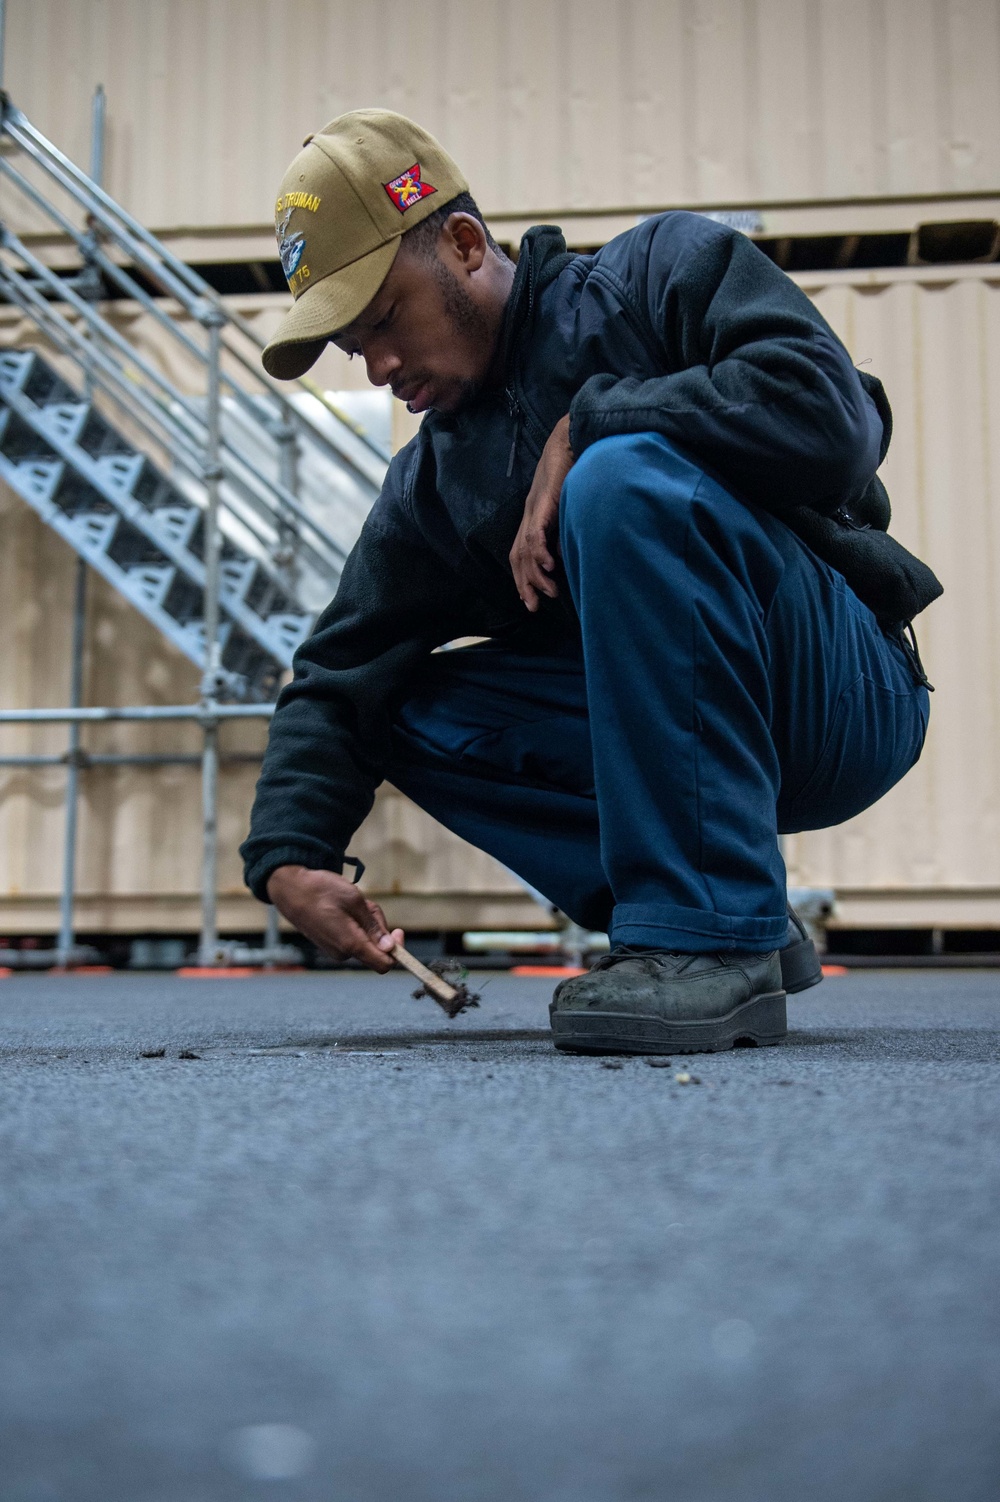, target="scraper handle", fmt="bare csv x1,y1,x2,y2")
391,943,461,1009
